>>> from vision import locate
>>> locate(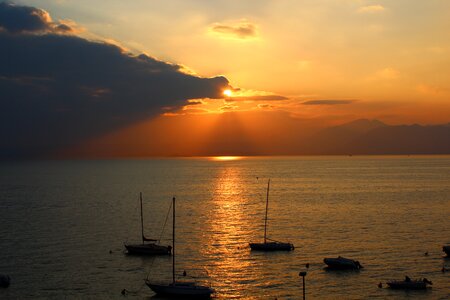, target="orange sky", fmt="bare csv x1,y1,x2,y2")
66,100,450,158
15,0,450,157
